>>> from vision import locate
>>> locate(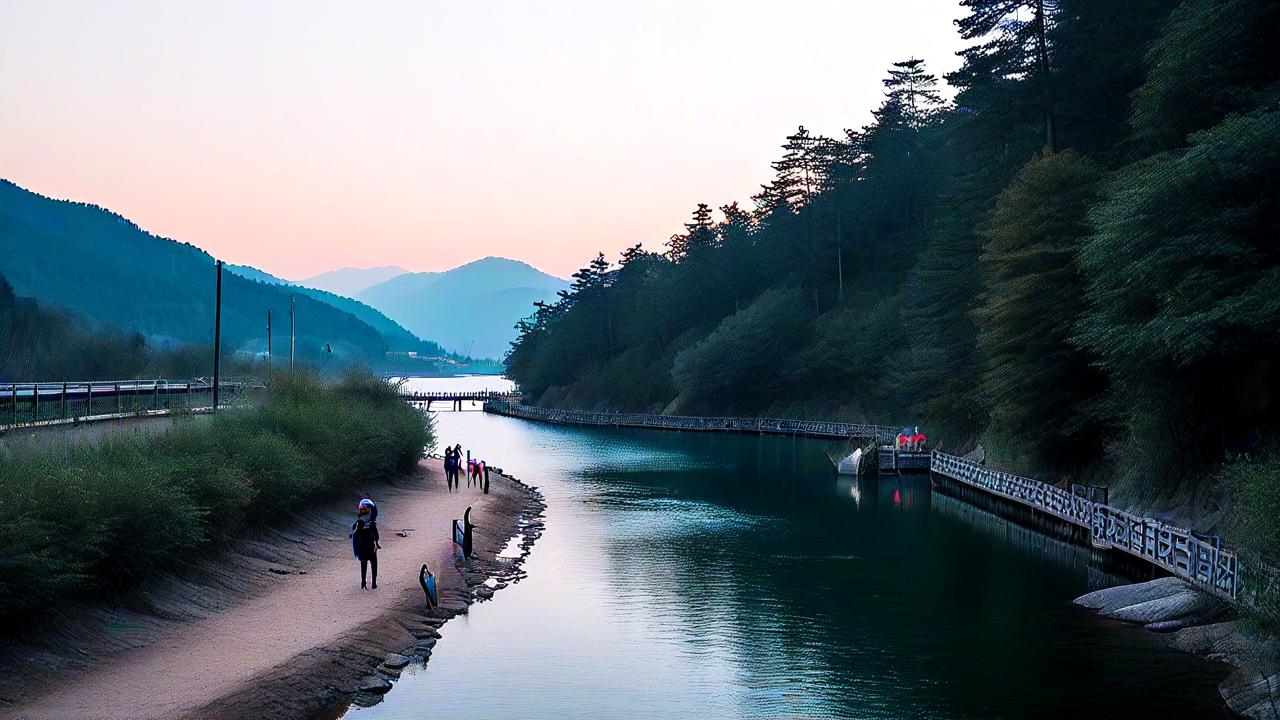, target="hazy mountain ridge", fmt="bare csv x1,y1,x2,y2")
358,256,567,358
300,265,408,297
224,263,440,354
